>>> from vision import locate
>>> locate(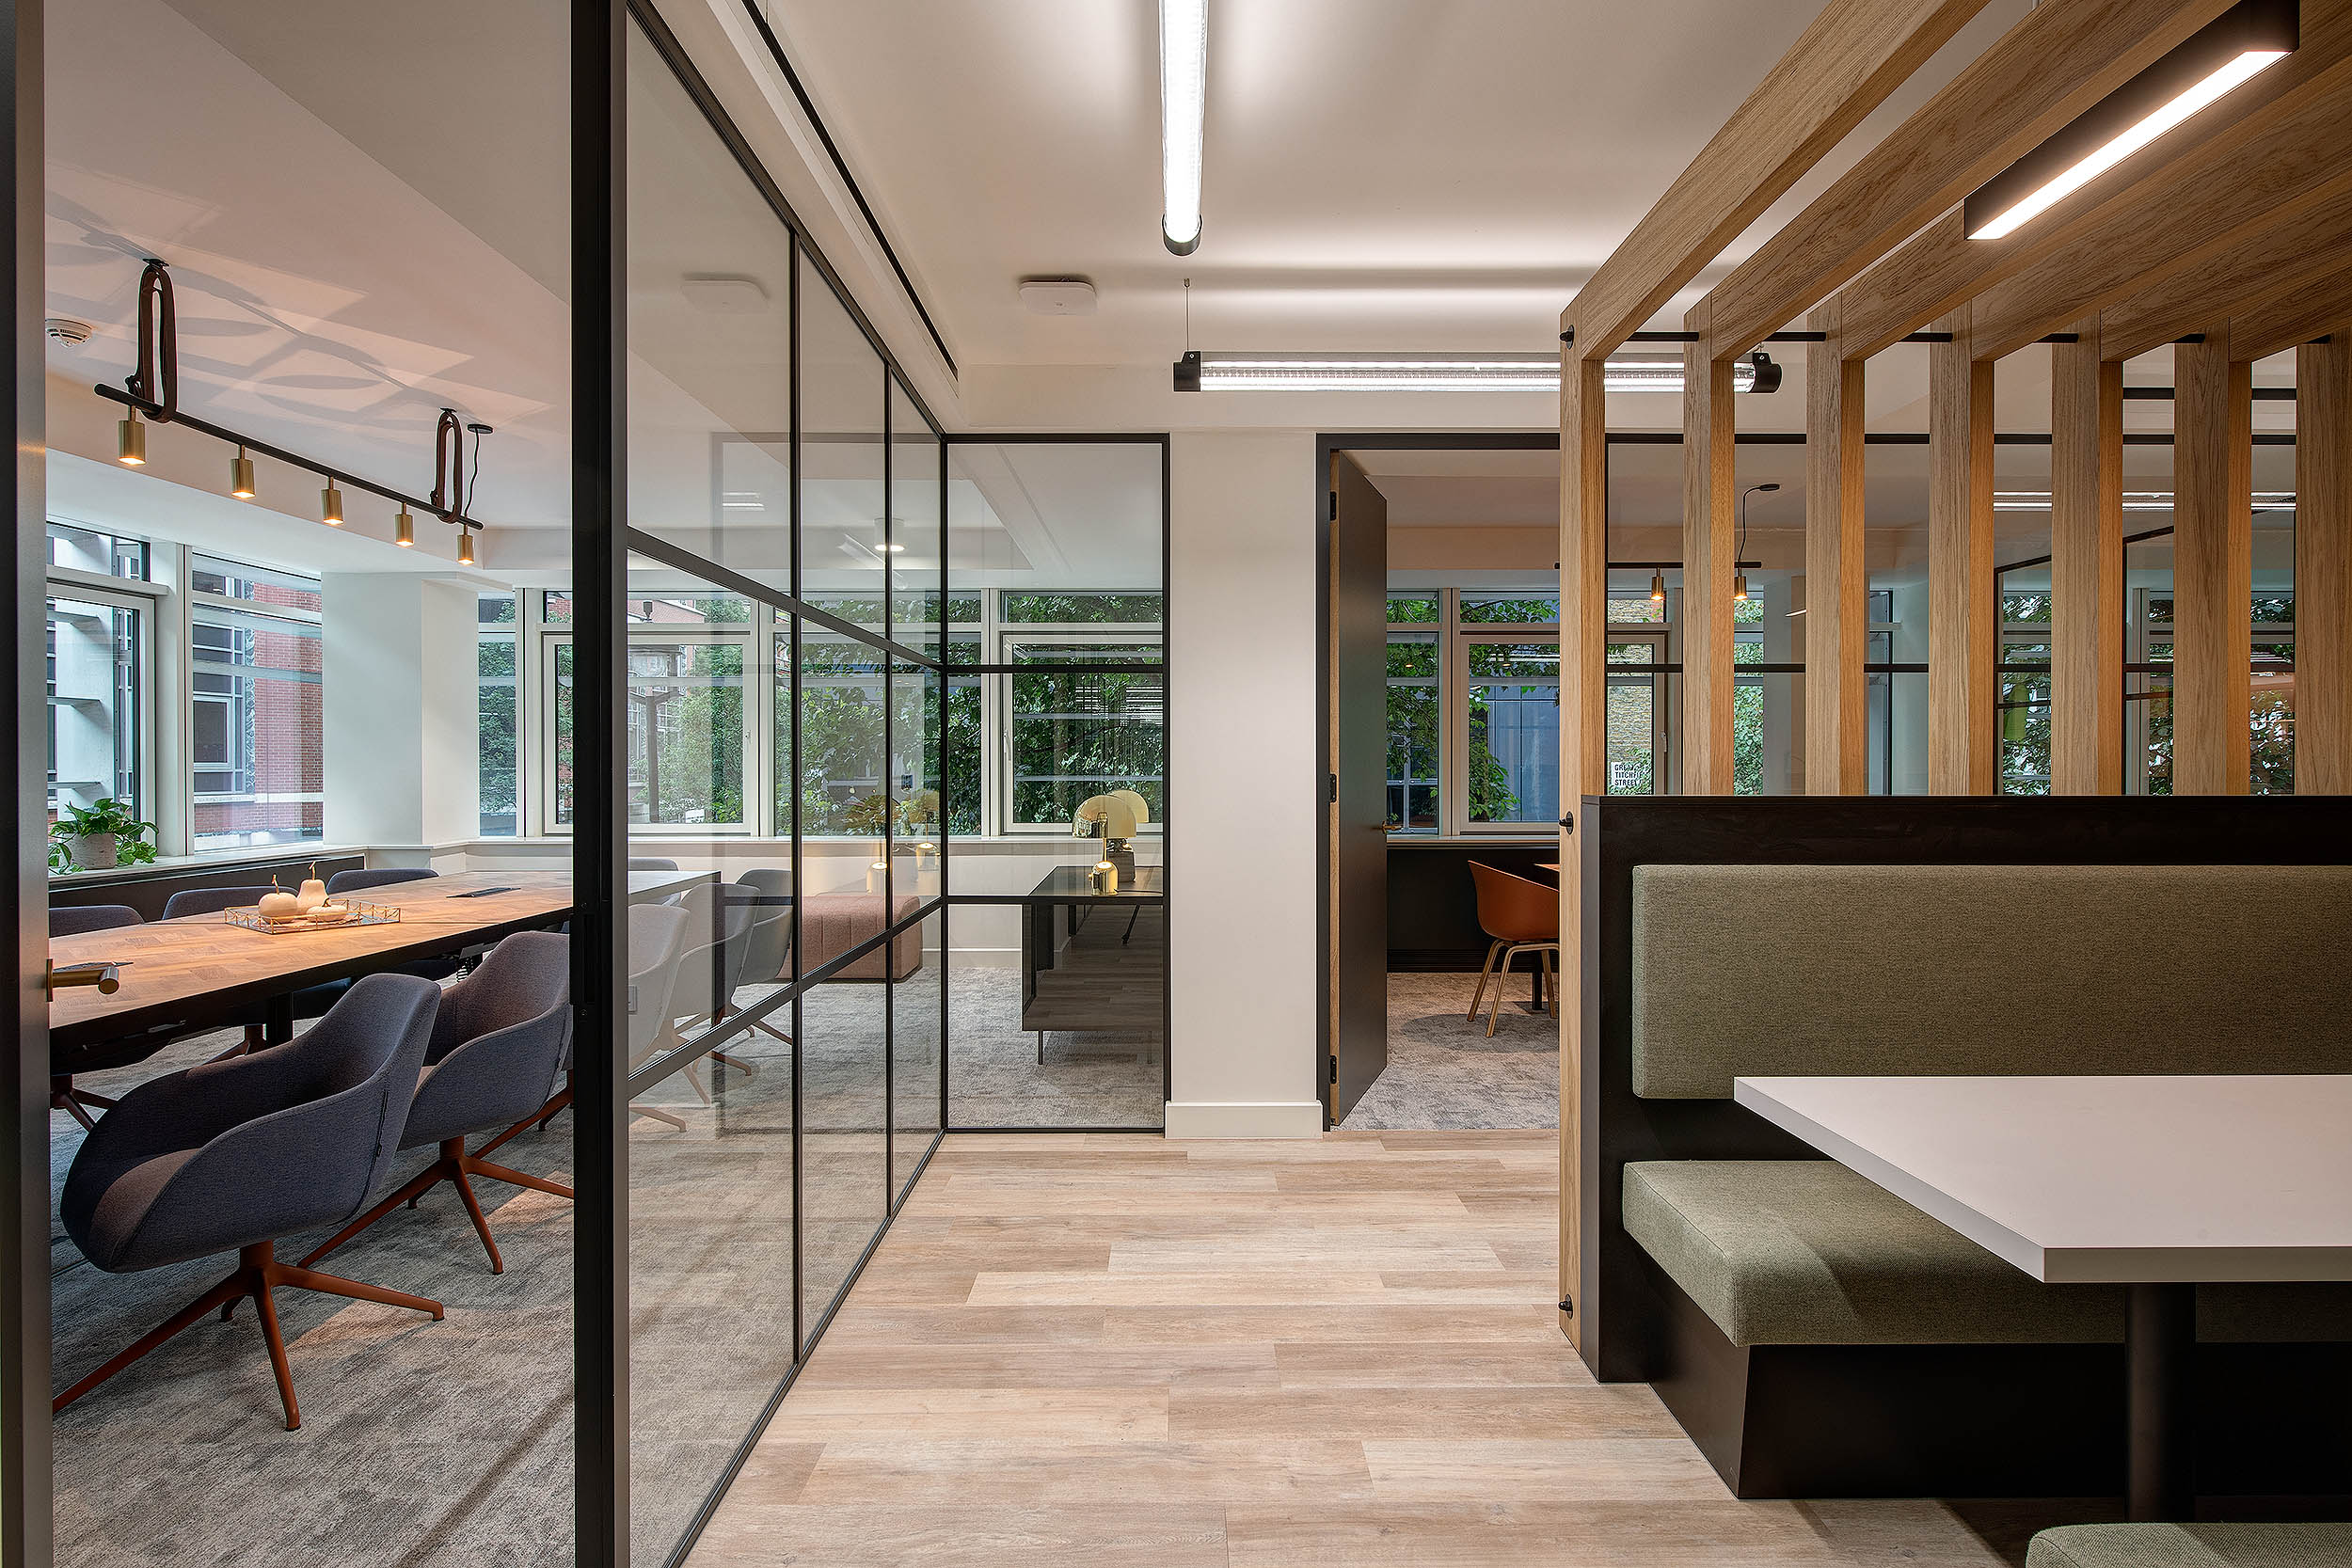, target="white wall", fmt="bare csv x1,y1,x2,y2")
324,574,480,851
1166,431,1322,1138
